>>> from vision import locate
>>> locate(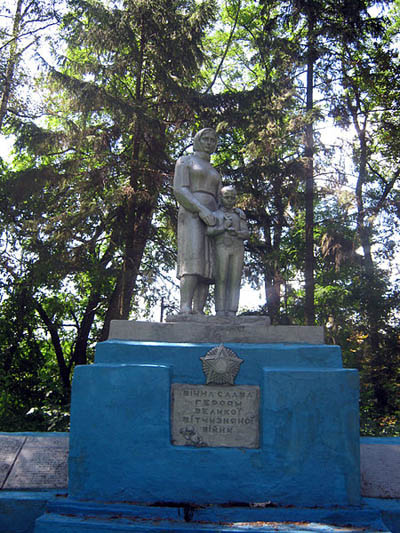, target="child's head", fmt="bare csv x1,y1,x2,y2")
220,185,237,208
